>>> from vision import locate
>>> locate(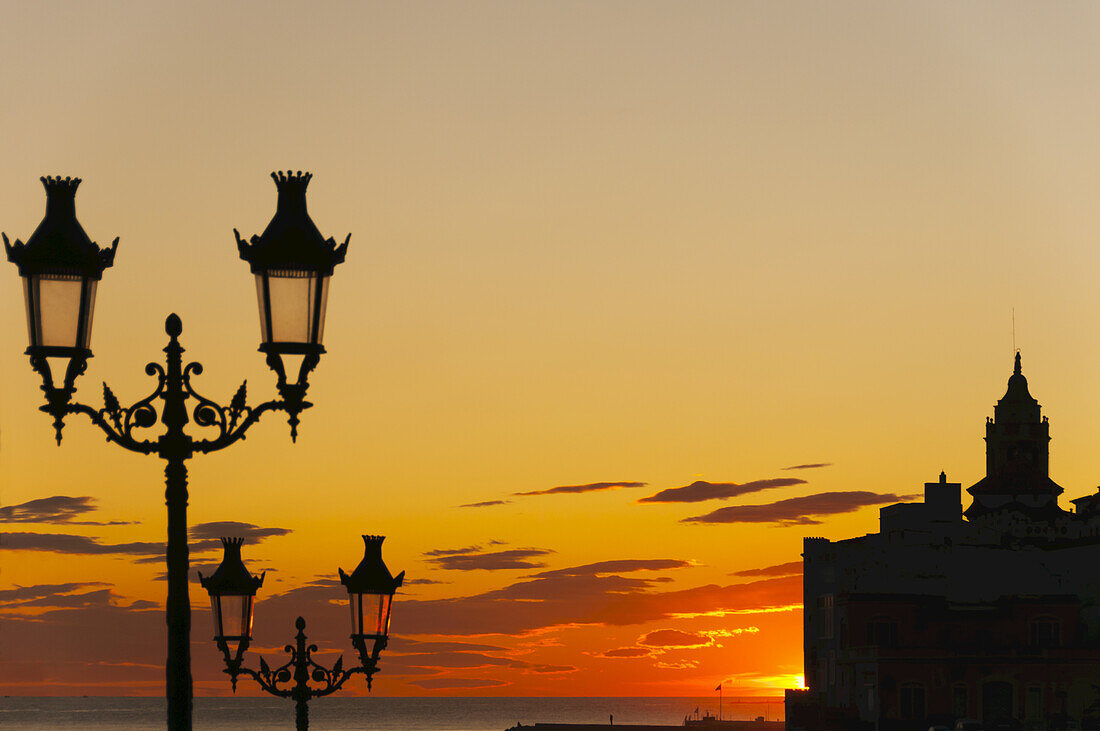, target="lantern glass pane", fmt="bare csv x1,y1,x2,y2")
22,278,34,347
316,275,329,344
254,275,269,343
214,594,254,639
32,274,88,349
350,592,392,637
267,270,310,343
83,280,97,347
209,596,224,638
259,269,327,346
